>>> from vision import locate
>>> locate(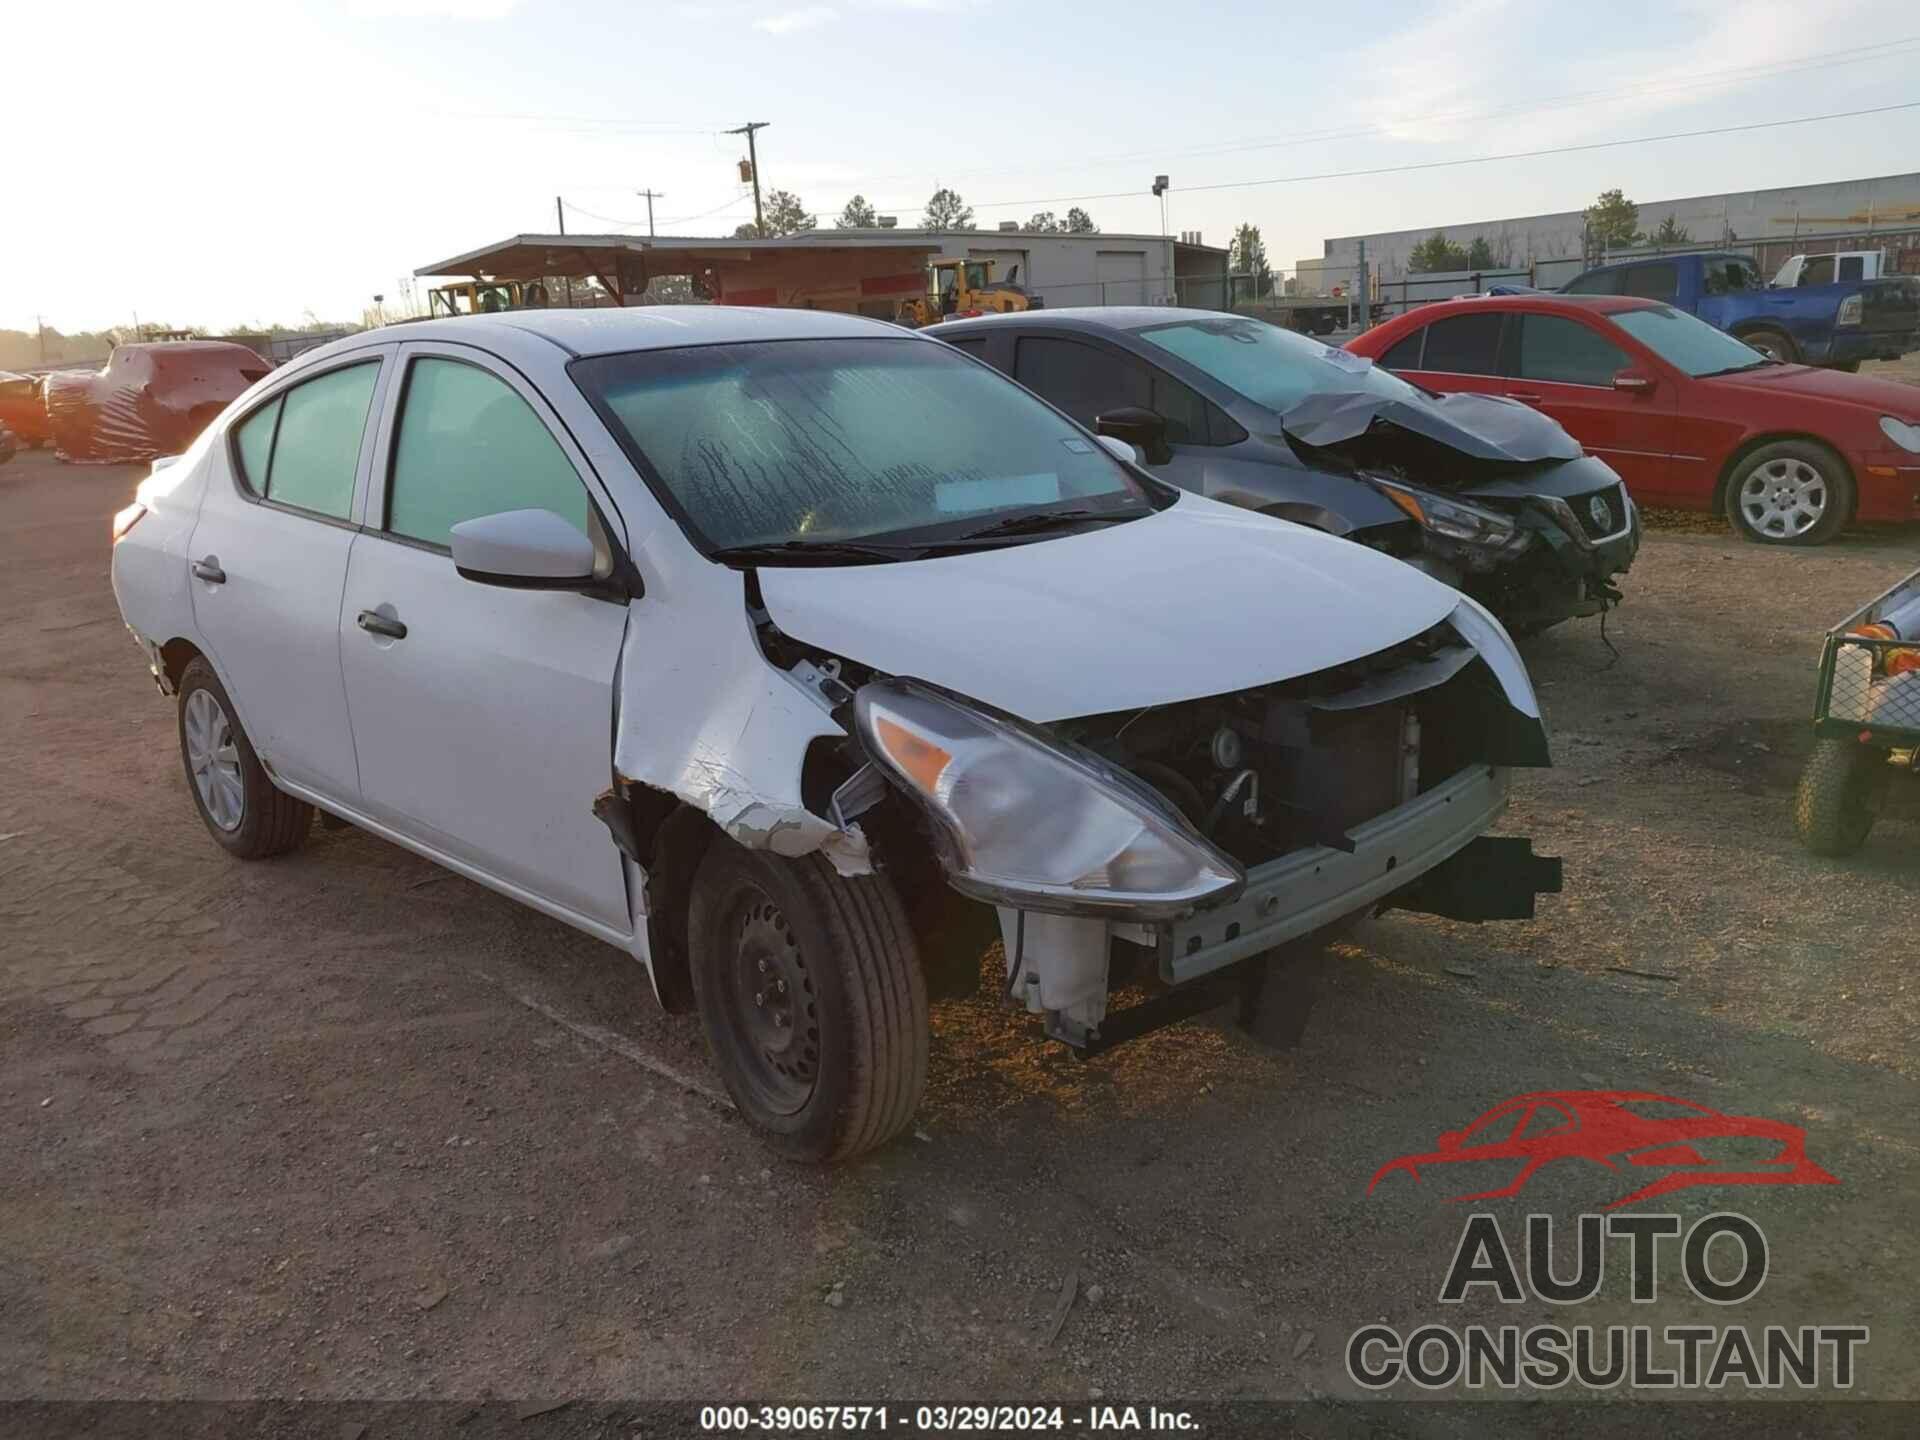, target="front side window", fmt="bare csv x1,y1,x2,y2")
1416,313,1504,376
1800,255,1835,287
1015,336,1215,444
387,358,590,549
1516,315,1629,386
232,361,380,521
572,337,1147,552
